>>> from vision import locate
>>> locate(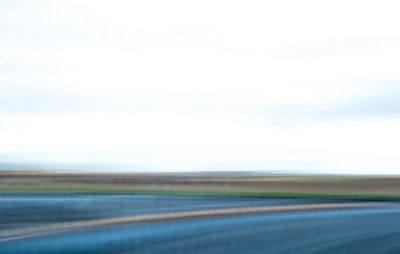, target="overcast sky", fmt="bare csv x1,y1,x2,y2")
1,0,400,174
